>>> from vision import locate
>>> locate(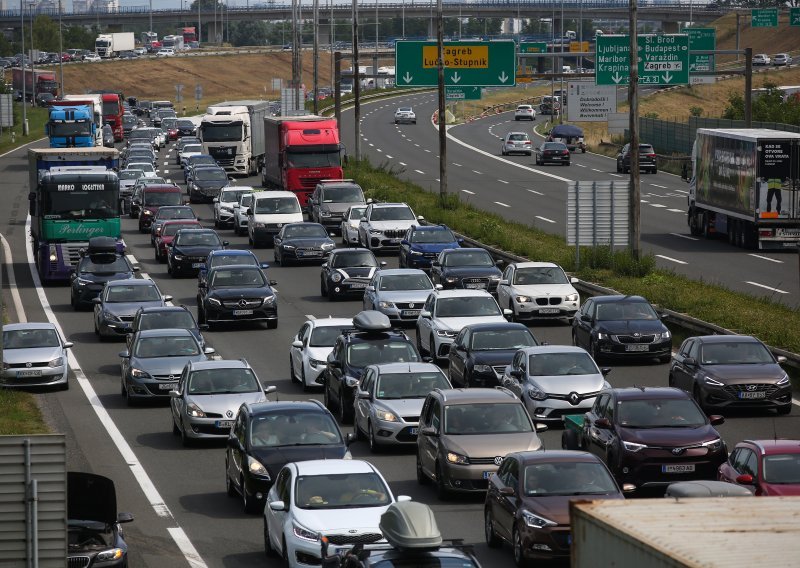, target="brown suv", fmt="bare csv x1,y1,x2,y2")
416,387,546,499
